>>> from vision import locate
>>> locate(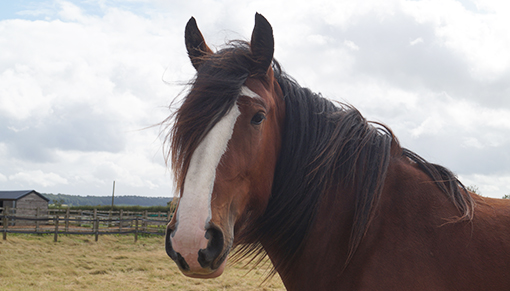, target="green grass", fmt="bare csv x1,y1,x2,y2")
0,234,284,290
